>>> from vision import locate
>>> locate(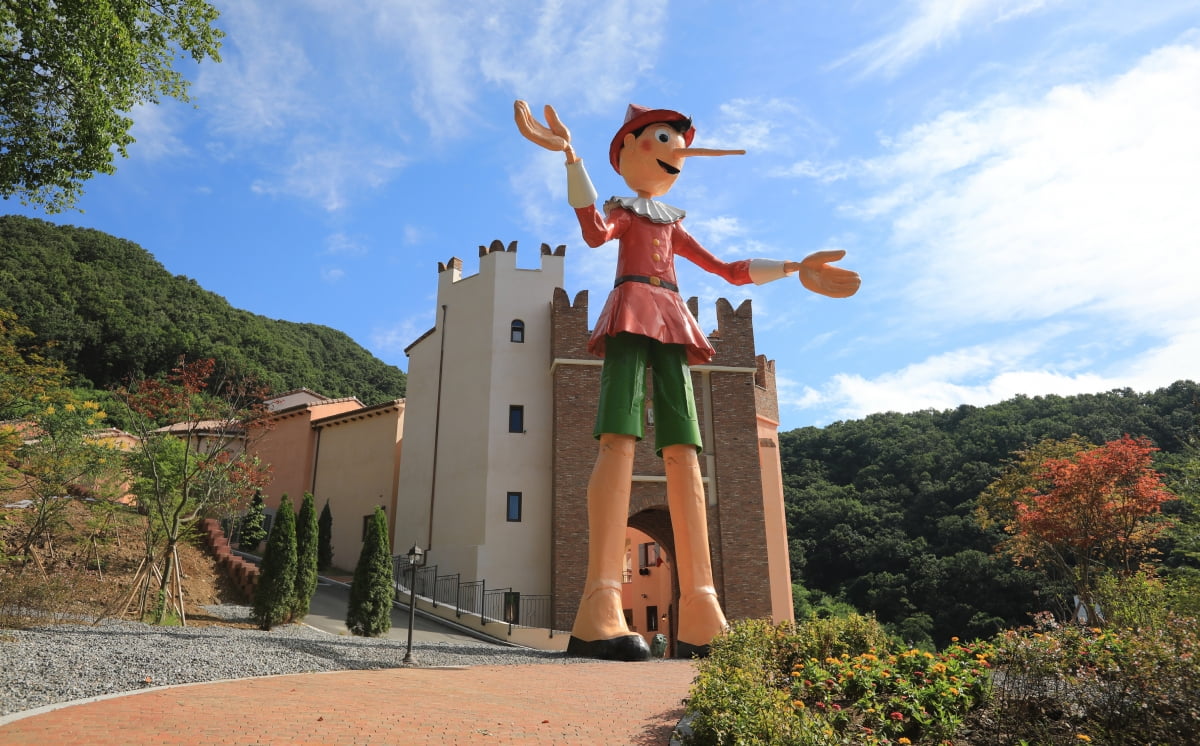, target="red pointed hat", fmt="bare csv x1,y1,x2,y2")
609,104,696,173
